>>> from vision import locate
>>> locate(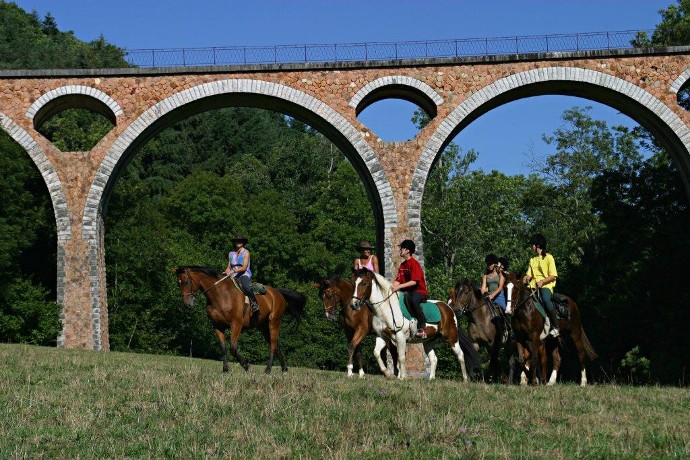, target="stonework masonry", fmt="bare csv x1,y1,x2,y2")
1,47,690,355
